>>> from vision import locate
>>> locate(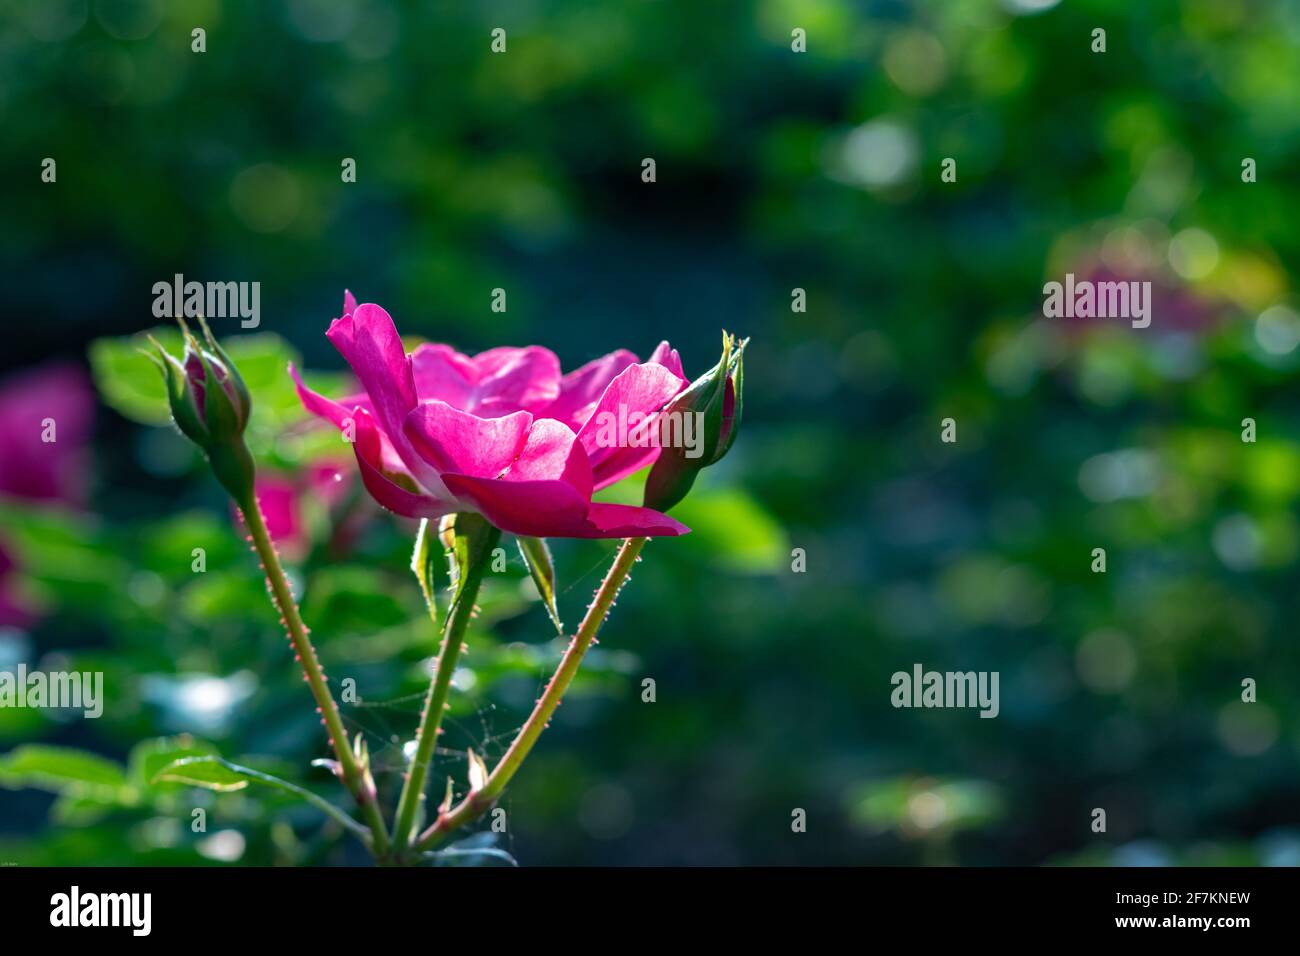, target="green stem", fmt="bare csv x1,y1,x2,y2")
237,492,390,857
390,522,501,855
415,536,647,851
